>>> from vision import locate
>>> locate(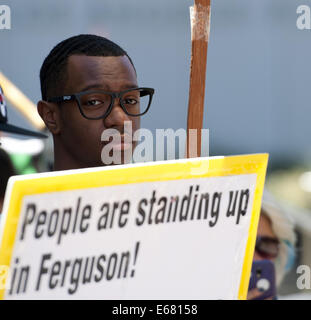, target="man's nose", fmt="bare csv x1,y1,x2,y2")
104,98,131,128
